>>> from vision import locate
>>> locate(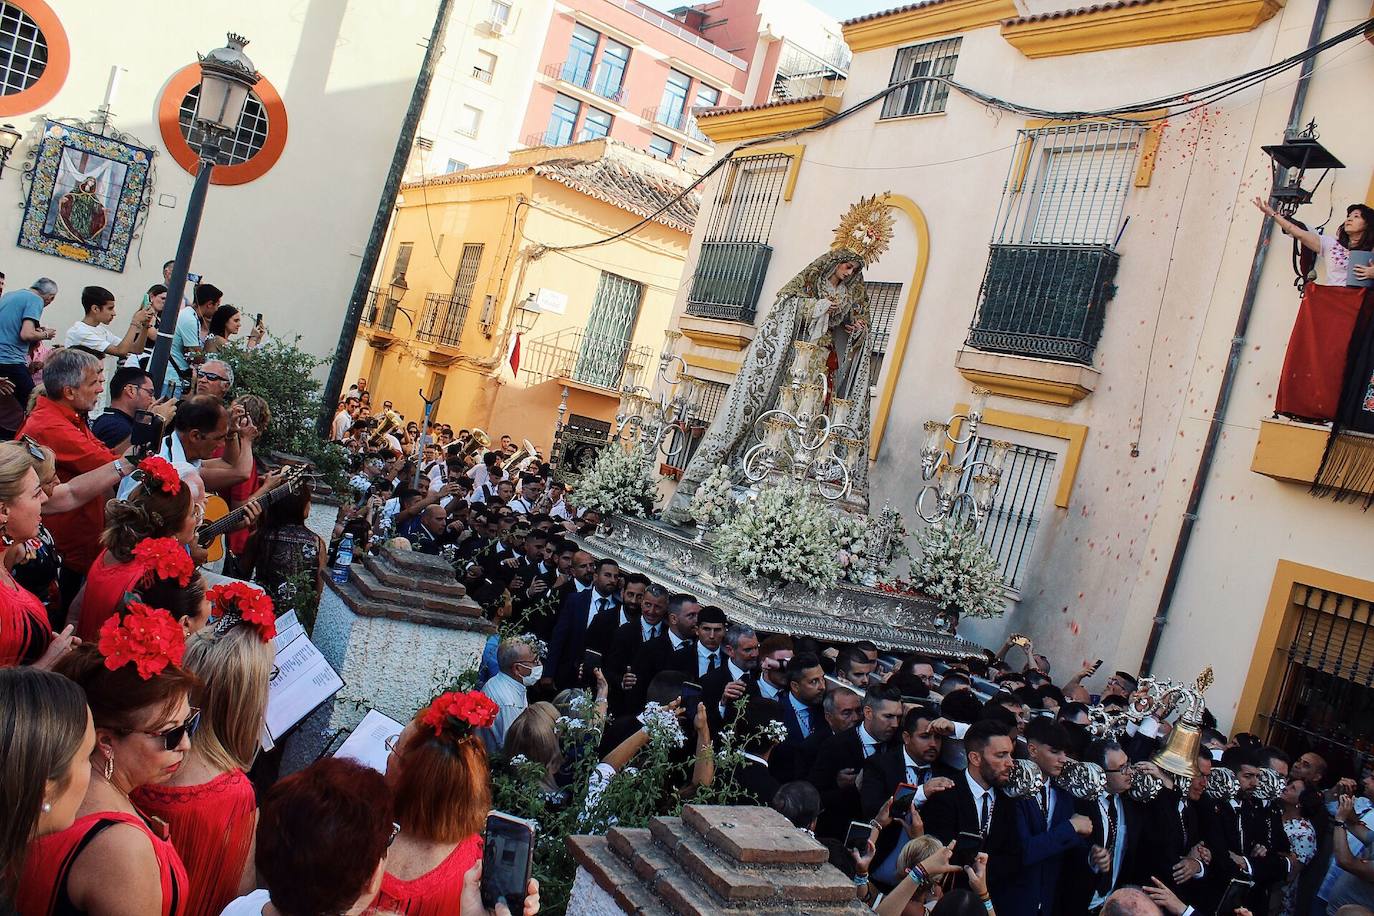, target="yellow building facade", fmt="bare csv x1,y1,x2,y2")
348,138,698,454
